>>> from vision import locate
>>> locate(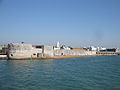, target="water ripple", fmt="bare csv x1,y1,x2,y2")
0,56,120,90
